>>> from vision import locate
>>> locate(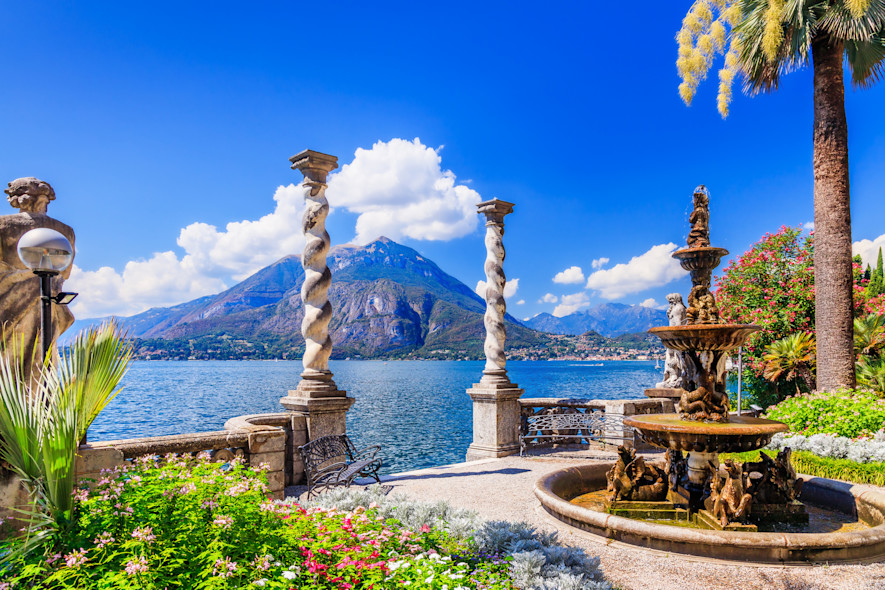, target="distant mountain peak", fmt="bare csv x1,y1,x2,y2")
525,303,667,337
